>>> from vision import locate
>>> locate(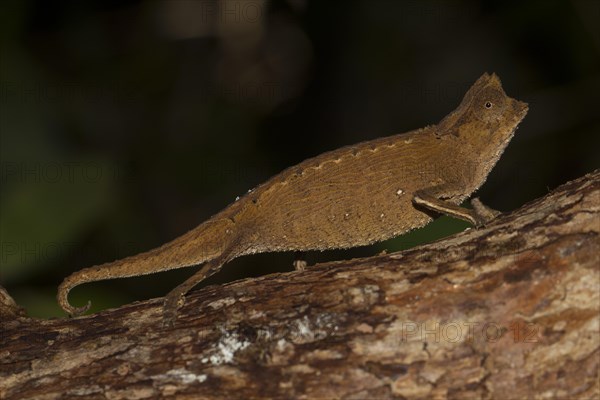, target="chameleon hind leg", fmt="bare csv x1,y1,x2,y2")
163,251,233,326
